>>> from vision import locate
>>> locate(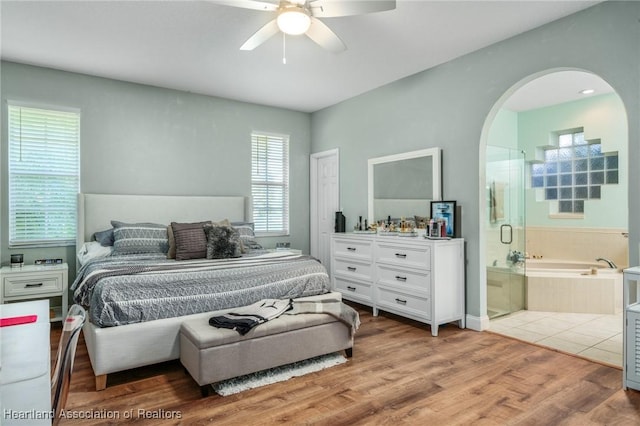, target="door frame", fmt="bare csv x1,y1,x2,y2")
309,148,340,260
